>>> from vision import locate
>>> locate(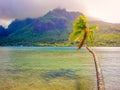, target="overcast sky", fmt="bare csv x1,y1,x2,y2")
0,0,120,28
